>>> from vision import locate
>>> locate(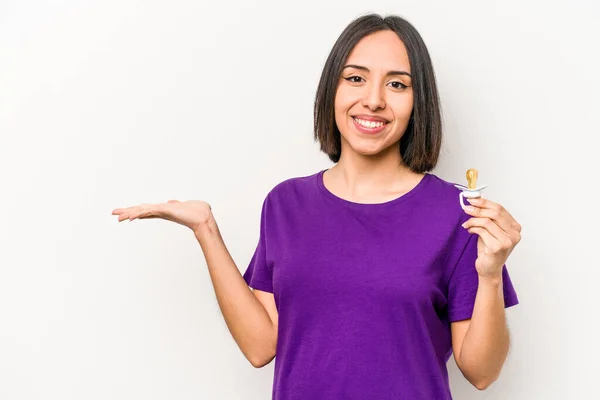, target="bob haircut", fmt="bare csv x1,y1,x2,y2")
313,14,442,173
